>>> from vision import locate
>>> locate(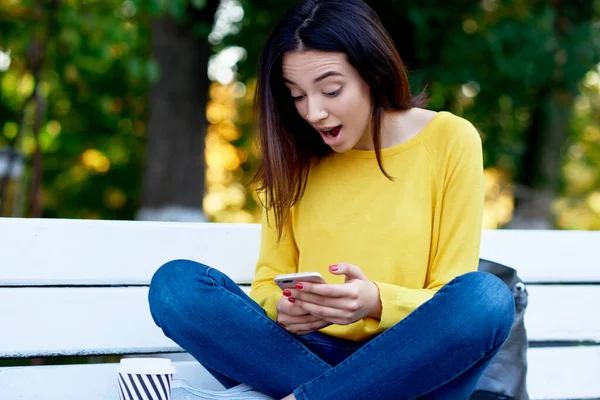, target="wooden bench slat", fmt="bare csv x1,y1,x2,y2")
1,218,599,286
480,229,600,283
0,287,179,358
0,360,222,400
0,218,260,286
526,285,600,343
526,346,600,399
1,286,598,358
0,347,598,400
